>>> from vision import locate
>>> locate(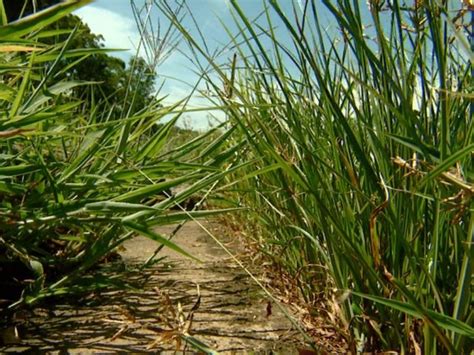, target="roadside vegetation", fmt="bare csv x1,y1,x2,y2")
158,0,474,353
1,0,472,353
0,0,236,321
